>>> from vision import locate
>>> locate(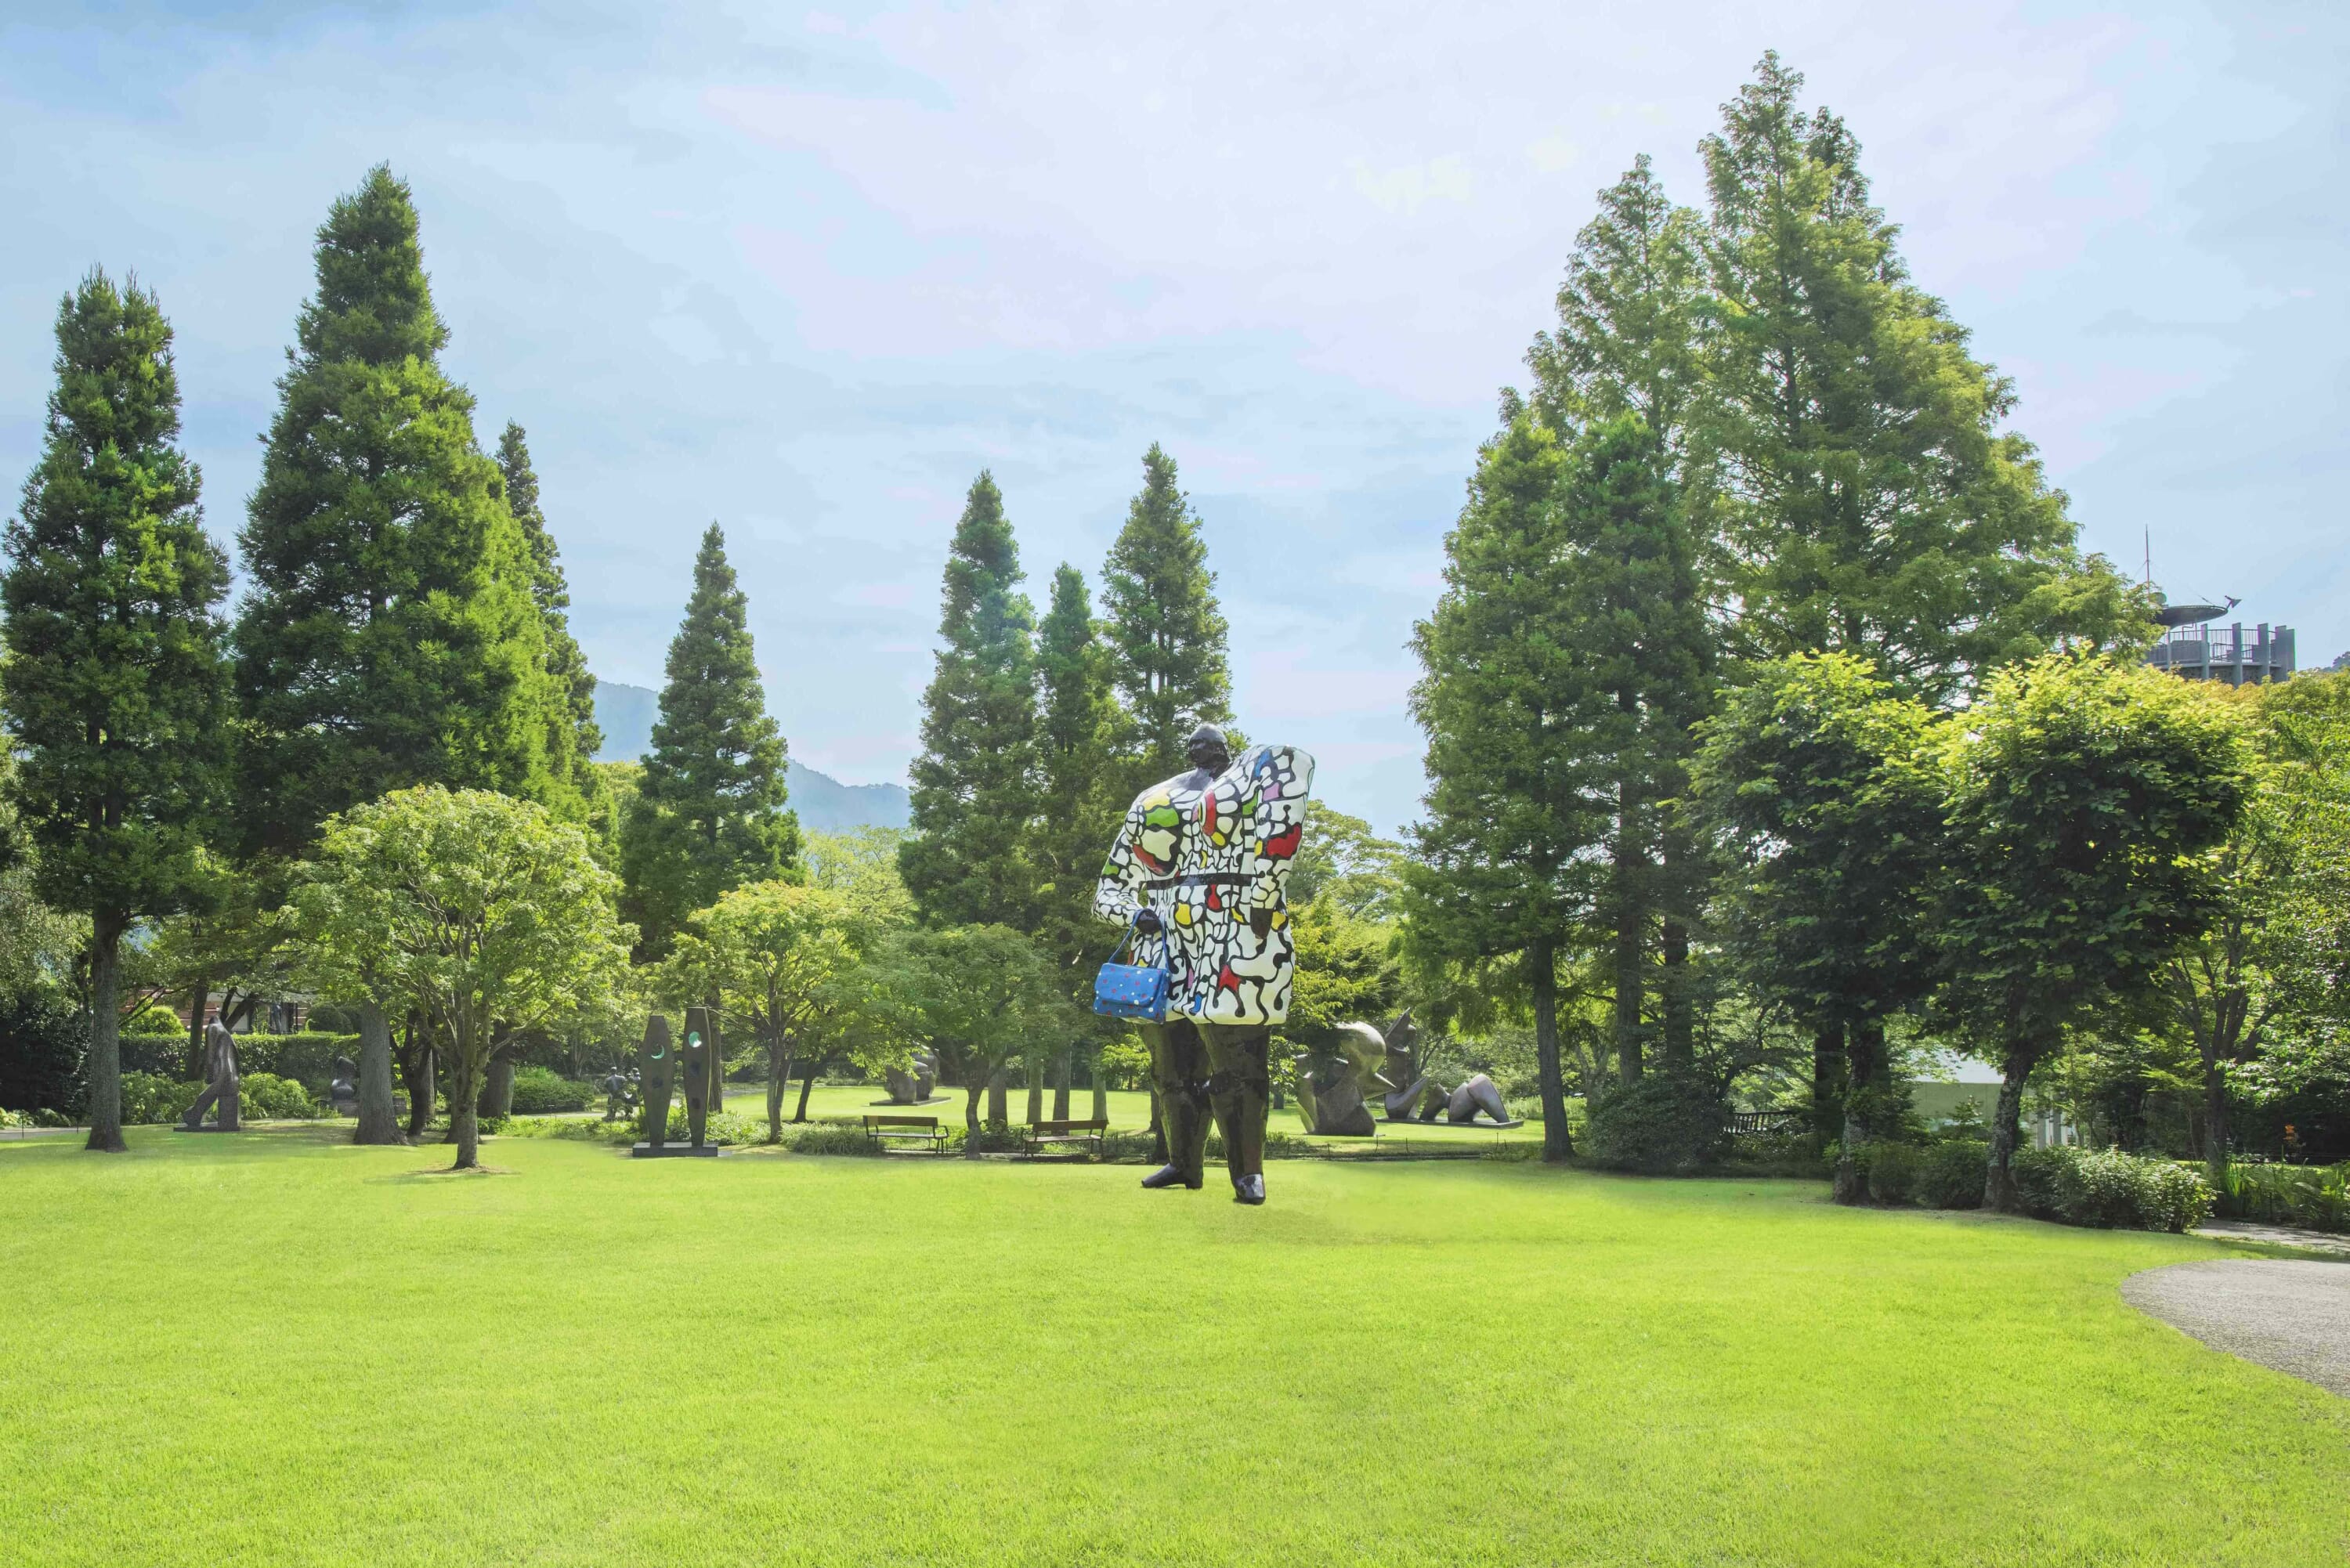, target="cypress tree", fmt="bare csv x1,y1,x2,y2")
1401,416,1596,1161
898,471,1040,930
1100,444,1232,783
2,271,232,1152
1031,562,1122,1119
497,421,604,811
235,165,559,853
1699,54,2140,703
620,523,797,959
